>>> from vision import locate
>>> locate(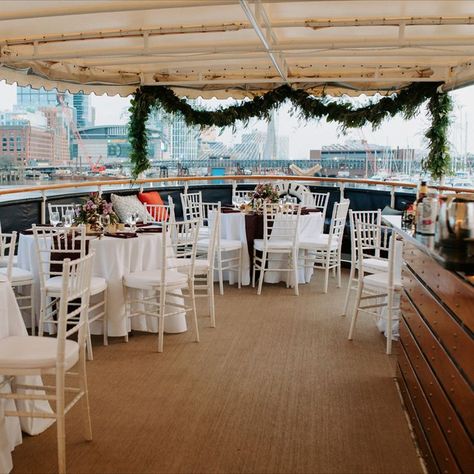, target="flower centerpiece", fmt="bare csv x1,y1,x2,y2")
250,183,280,212
74,192,118,231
